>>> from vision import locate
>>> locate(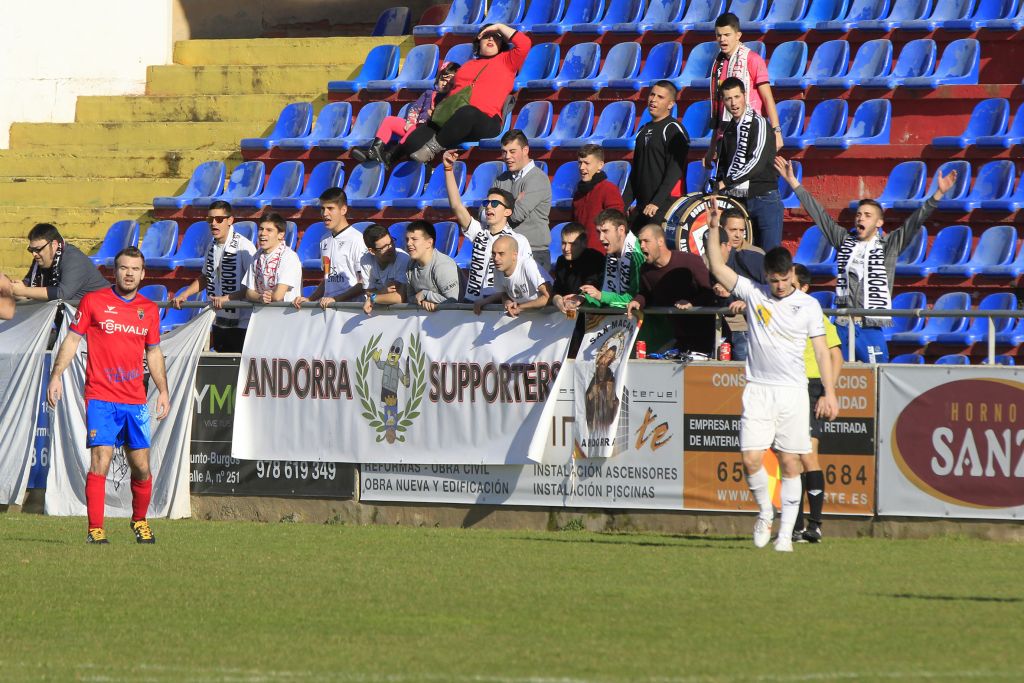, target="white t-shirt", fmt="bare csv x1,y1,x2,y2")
462,218,533,302
360,249,411,293
494,254,552,304
320,226,367,298
242,246,303,303
733,275,825,387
